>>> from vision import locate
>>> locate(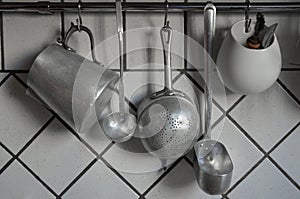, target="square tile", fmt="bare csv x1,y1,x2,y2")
3,13,61,69
20,119,94,193
271,125,300,185
175,72,223,134
211,118,263,186
63,160,138,199
0,73,8,82
0,146,11,169
0,161,54,199
126,12,184,70
146,160,220,199
0,76,52,154
279,71,300,102
230,83,300,151
78,123,112,155
187,71,242,111
103,138,164,174
229,159,300,199
118,170,165,194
